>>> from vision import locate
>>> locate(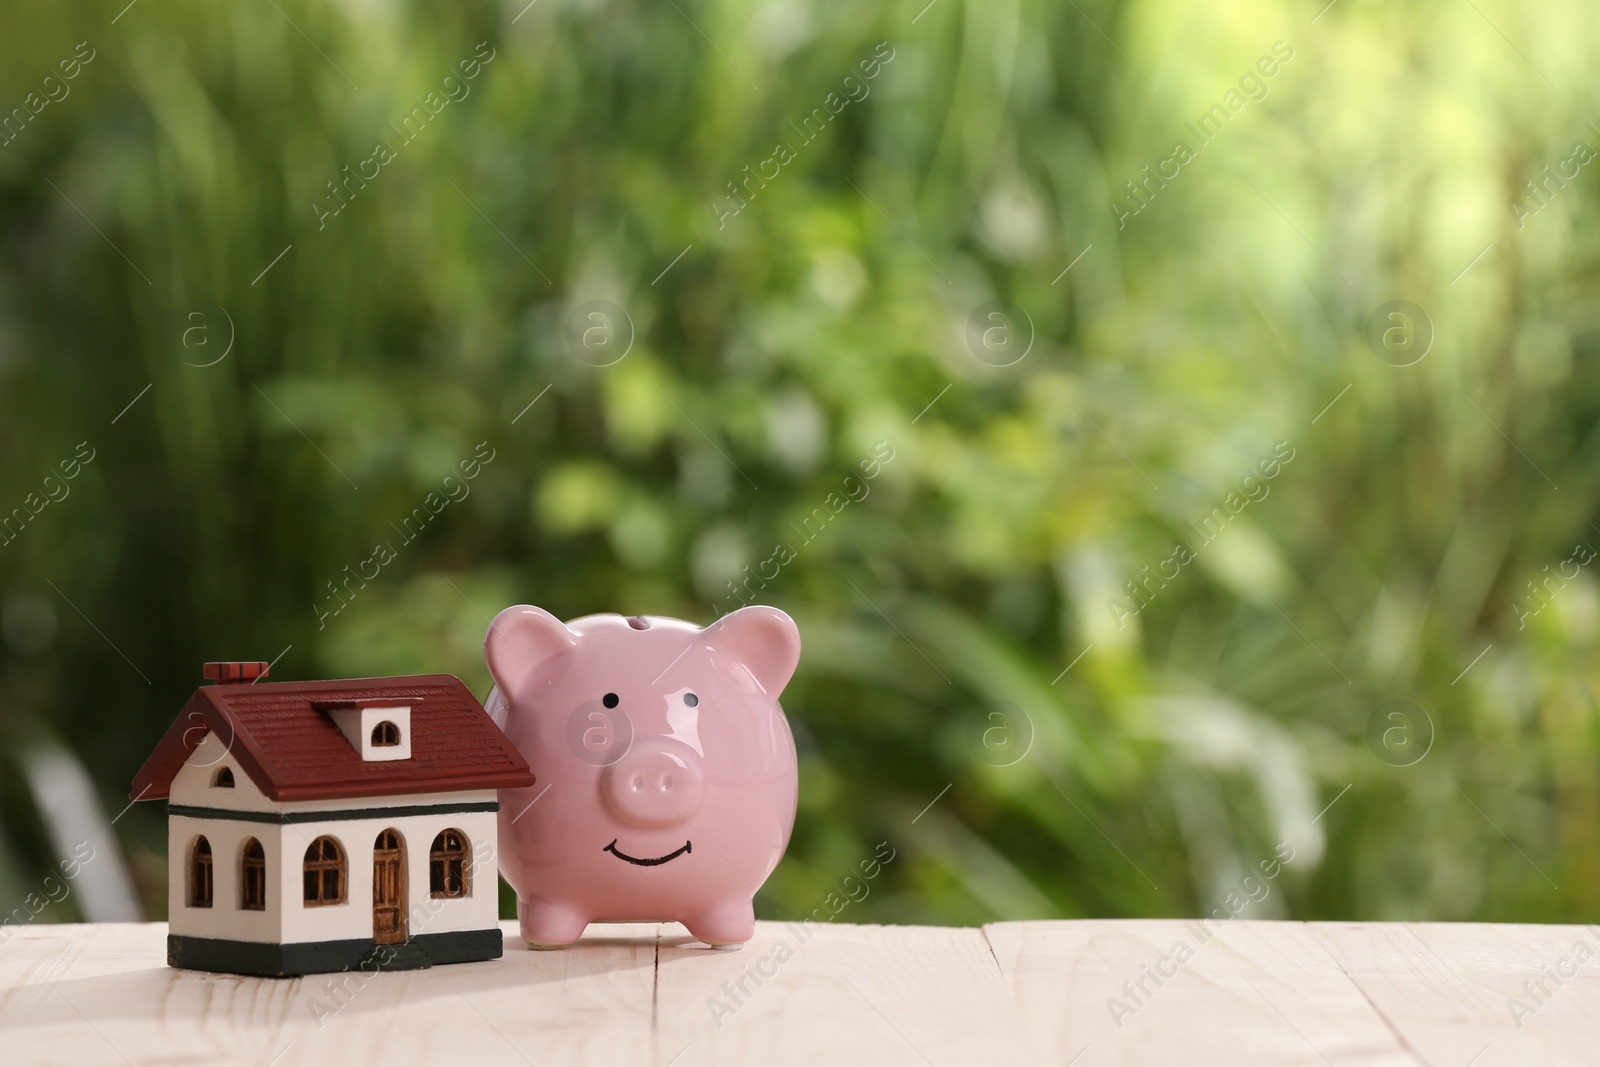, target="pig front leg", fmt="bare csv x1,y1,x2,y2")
518,896,589,948
683,896,755,948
